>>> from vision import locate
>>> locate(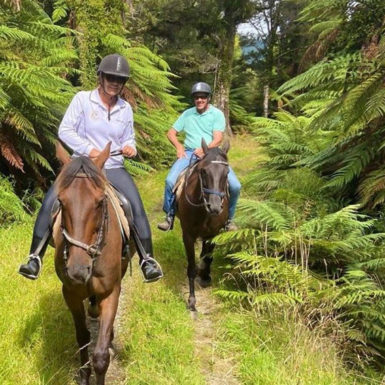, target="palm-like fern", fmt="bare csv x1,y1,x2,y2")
101,35,183,165
274,41,385,206
0,0,77,177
